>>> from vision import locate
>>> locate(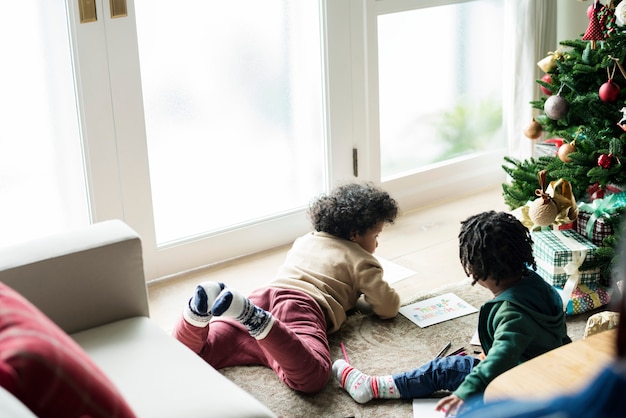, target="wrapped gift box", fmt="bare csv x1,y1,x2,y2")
587,183,624,201
532,229,600,287
533,142,558,157
574,211,615,246
575,192,626,245
555,283,611,316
